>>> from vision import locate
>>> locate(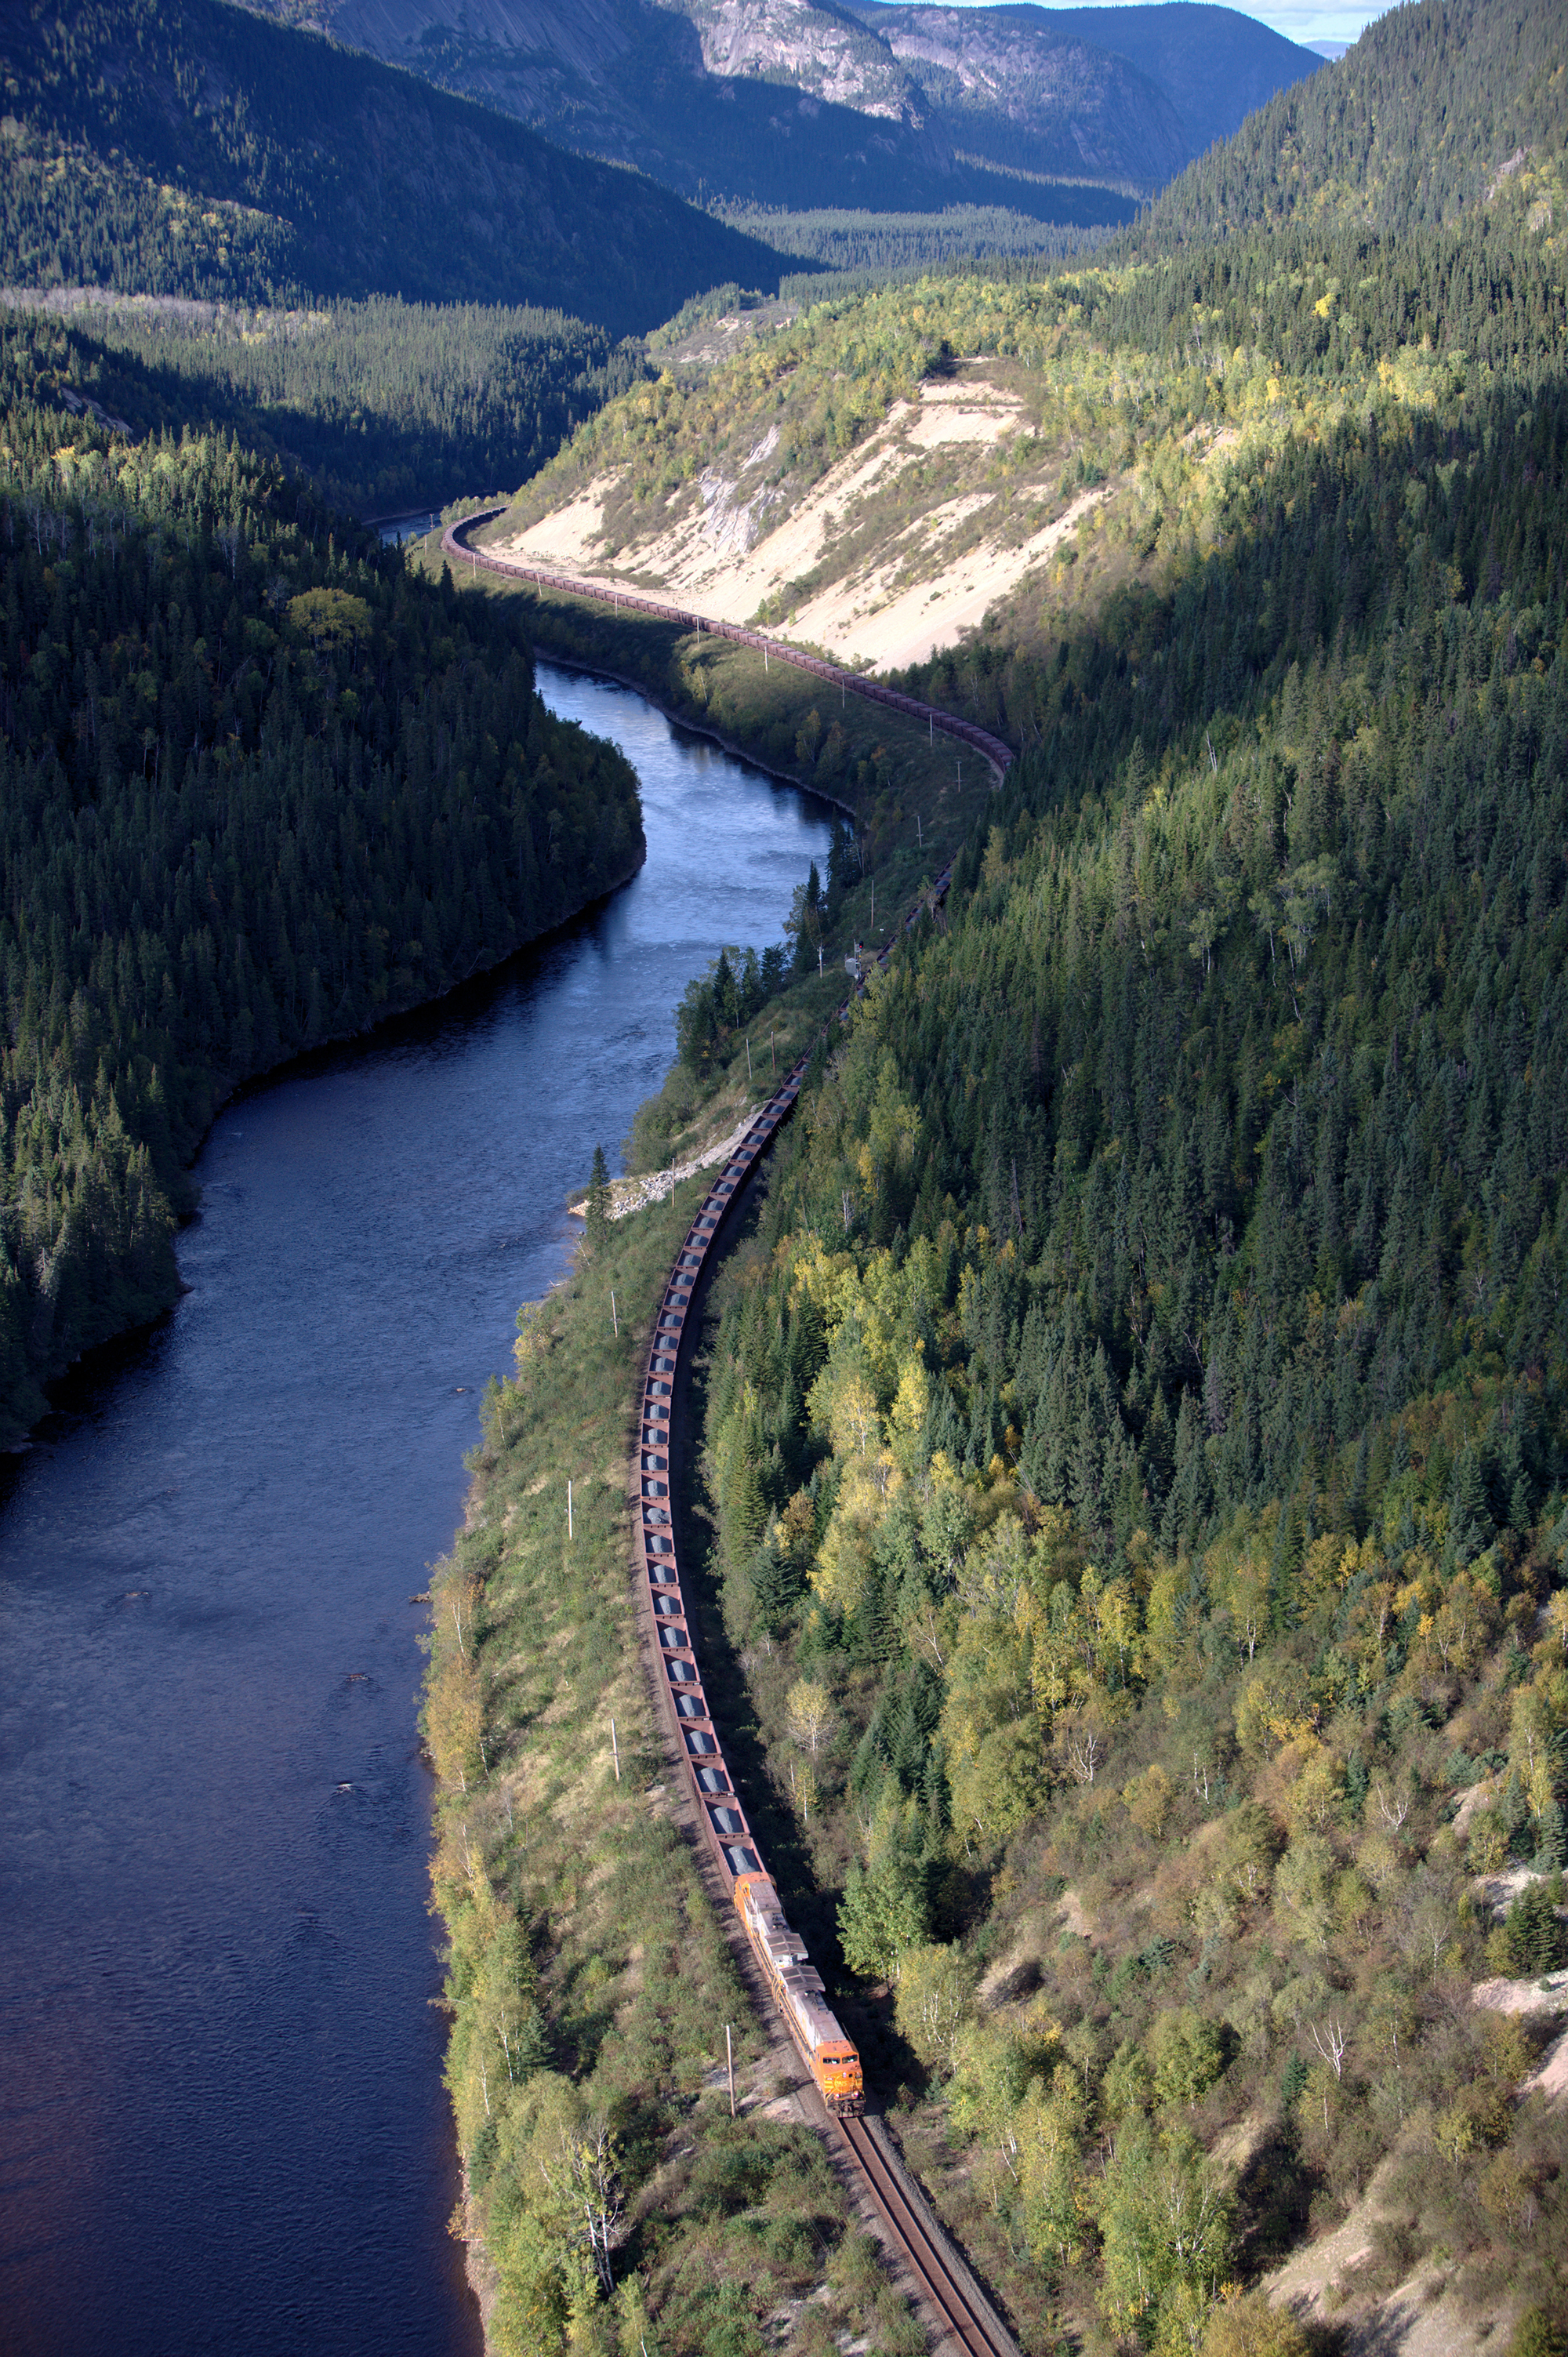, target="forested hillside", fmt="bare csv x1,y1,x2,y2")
682,379,1568,2352
0,319,644,1445
0,0,787,335
1137,0,1568,244
3,292,650,520
673,17,1568,2342
445,4,1568,2350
